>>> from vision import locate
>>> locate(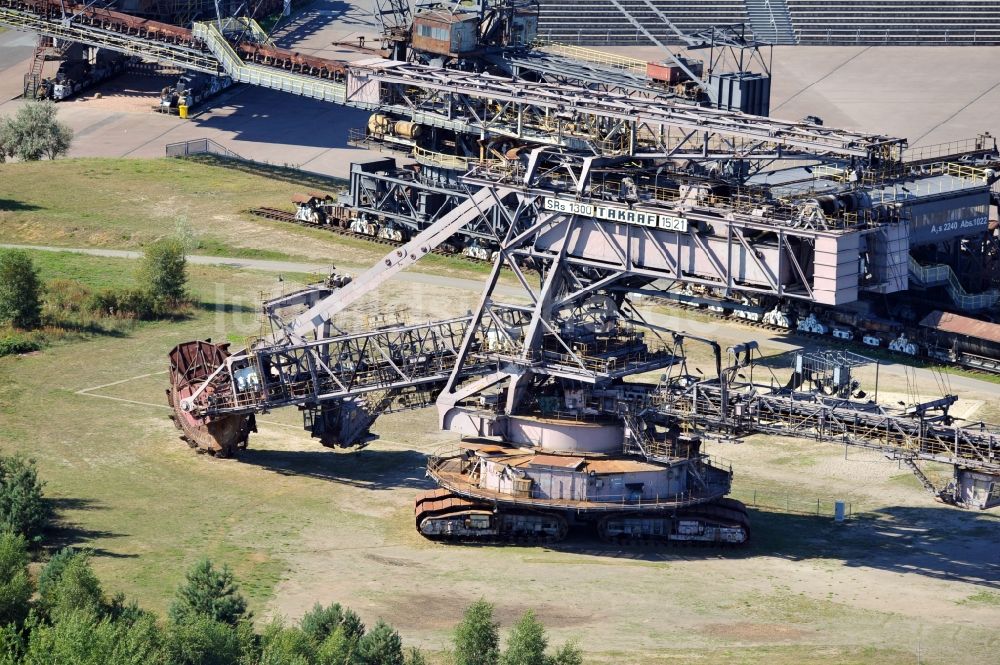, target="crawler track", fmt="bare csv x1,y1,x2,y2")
655,298,1000,378
414,489,750,547
249,207,496,268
